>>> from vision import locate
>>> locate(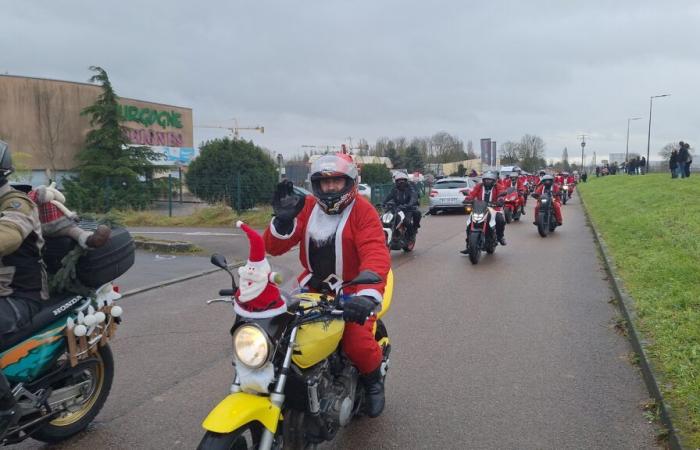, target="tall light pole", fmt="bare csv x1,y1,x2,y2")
578,134,587,170
646,94,670,173
626,117,642,164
